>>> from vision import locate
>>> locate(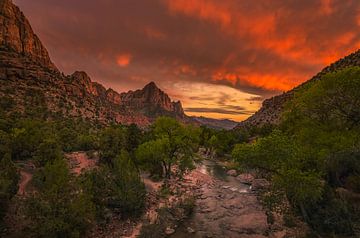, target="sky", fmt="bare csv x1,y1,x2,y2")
14,0,360,121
